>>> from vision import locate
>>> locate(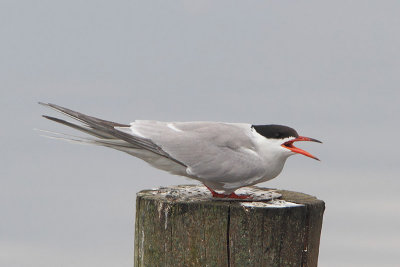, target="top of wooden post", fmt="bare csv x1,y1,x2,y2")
137,184,323,207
